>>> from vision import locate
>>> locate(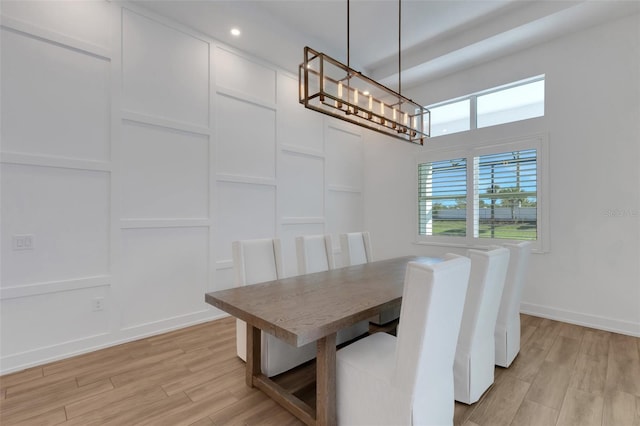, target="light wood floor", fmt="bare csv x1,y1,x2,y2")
1,314,638,426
